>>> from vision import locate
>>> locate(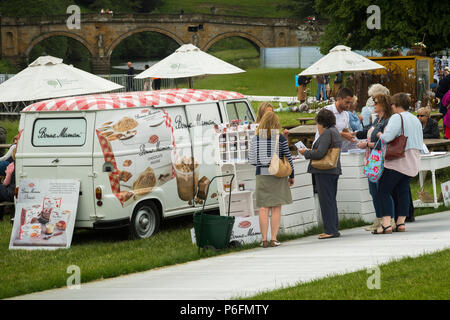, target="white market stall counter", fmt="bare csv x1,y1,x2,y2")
216,158,318,236
416,152,450,208
337,152,376,223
